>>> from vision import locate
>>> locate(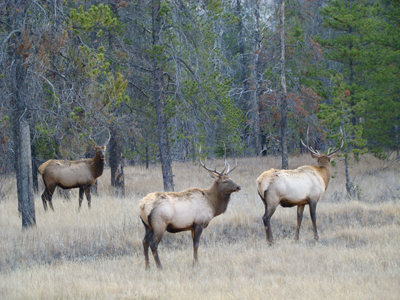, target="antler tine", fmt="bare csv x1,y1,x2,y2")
326,128,344,156
199,146,222,175
301,127,320,156
226,159,237,175
221,143,228,174
301,139,320,156
310,146,320,156
104,129,111,146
